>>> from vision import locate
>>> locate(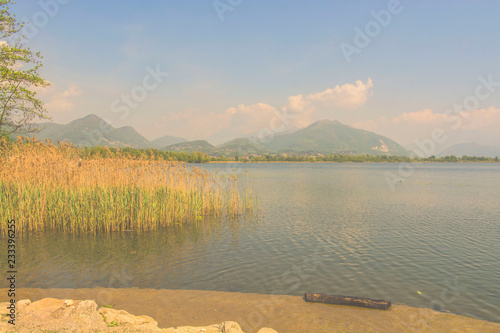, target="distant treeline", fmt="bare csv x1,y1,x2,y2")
240,154,500,163
80,146,215,163
81,146,500,163
1,136,498,163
